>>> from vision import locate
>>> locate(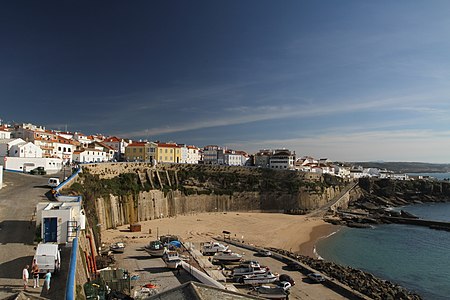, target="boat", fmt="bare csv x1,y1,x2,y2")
110,242,125,253
144,240,166,257
213,250,242,262
239,260,261,268
163,250,183,269
201,241,228,255
232,265,270,277
242,272,278,285
248,286,289,299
